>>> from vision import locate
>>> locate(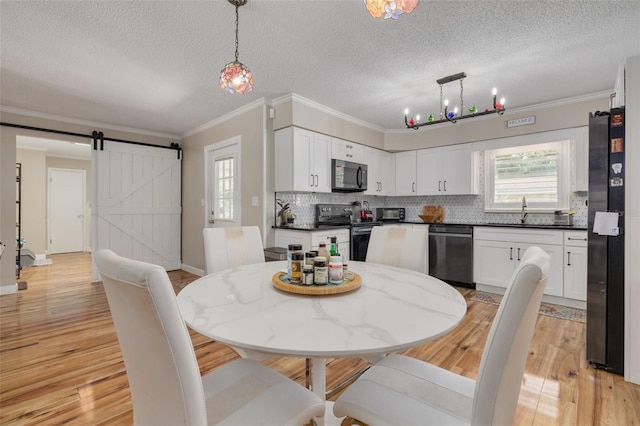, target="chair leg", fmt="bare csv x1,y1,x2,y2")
325,365,371,399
